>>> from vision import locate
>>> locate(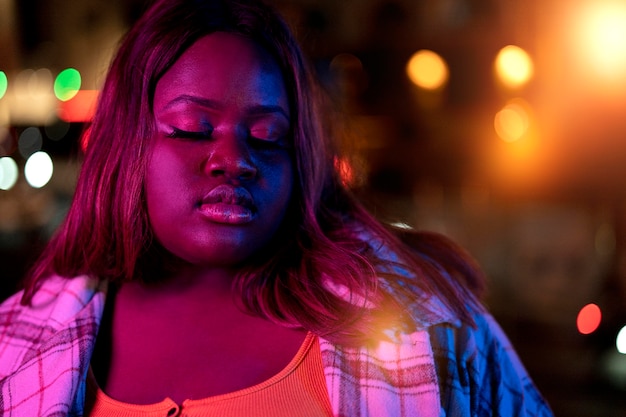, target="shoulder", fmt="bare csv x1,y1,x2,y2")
427,310,554,416
0,275,106,378
365,229,471,329
427,311,520,372
0,274,106,326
